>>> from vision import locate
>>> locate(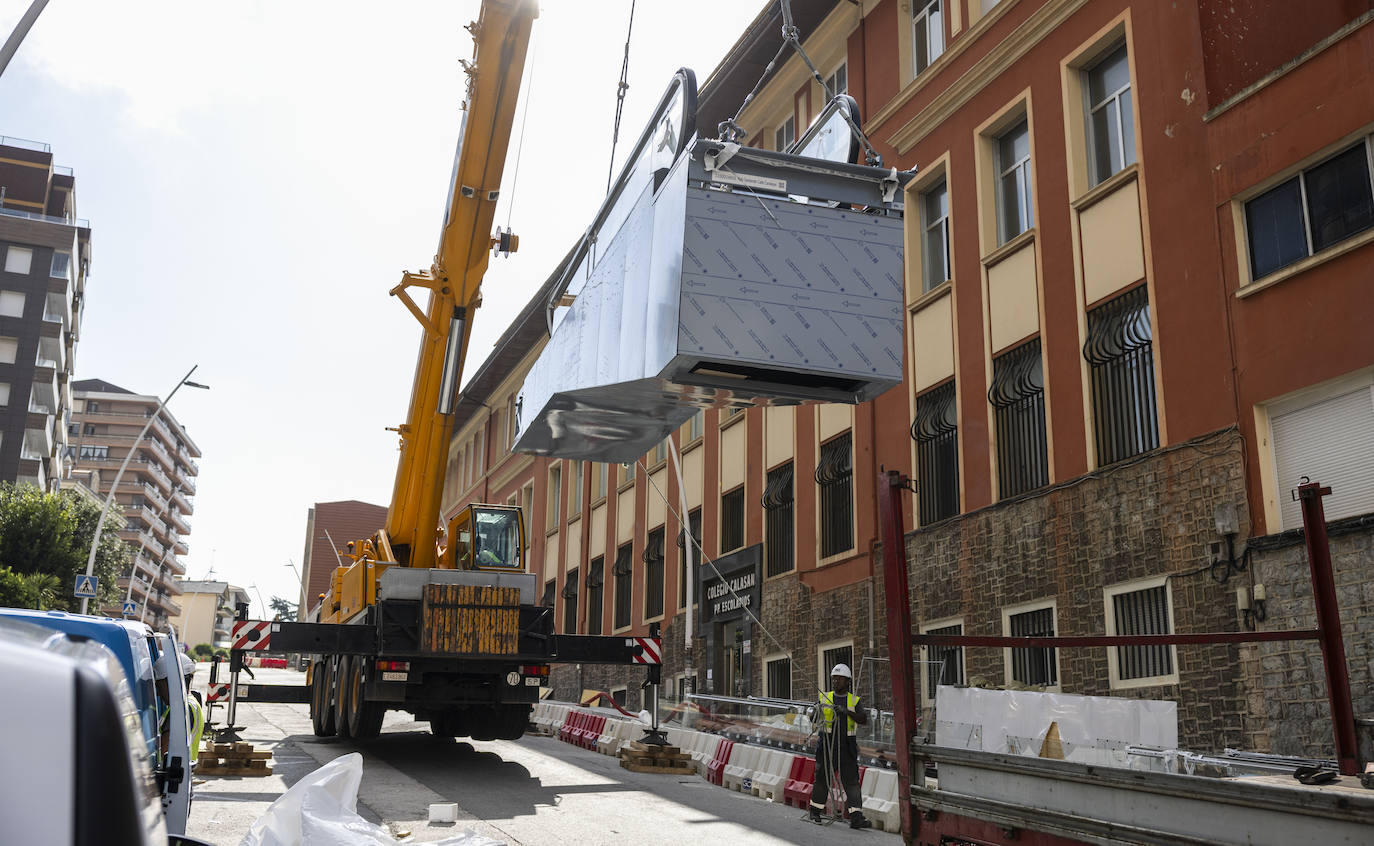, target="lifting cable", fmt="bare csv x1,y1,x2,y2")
605,0,637,194
505,22,539,233
719,0,884,167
